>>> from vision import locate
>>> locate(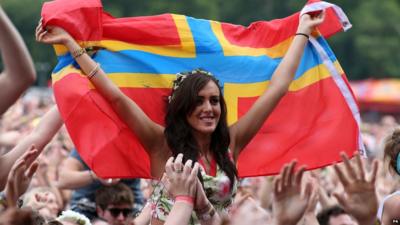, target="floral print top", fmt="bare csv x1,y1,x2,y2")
150,162,237,225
